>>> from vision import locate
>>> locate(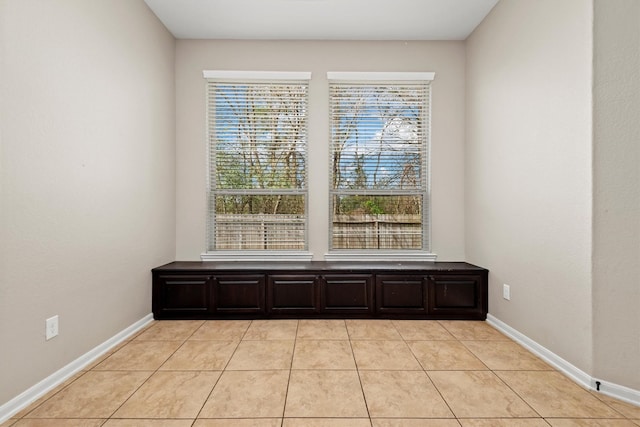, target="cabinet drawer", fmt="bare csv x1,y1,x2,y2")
427,275,485,318
268,274,320,314
375,274,428,314
322,274,373,314
213,274,265,314
153,274,211,318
